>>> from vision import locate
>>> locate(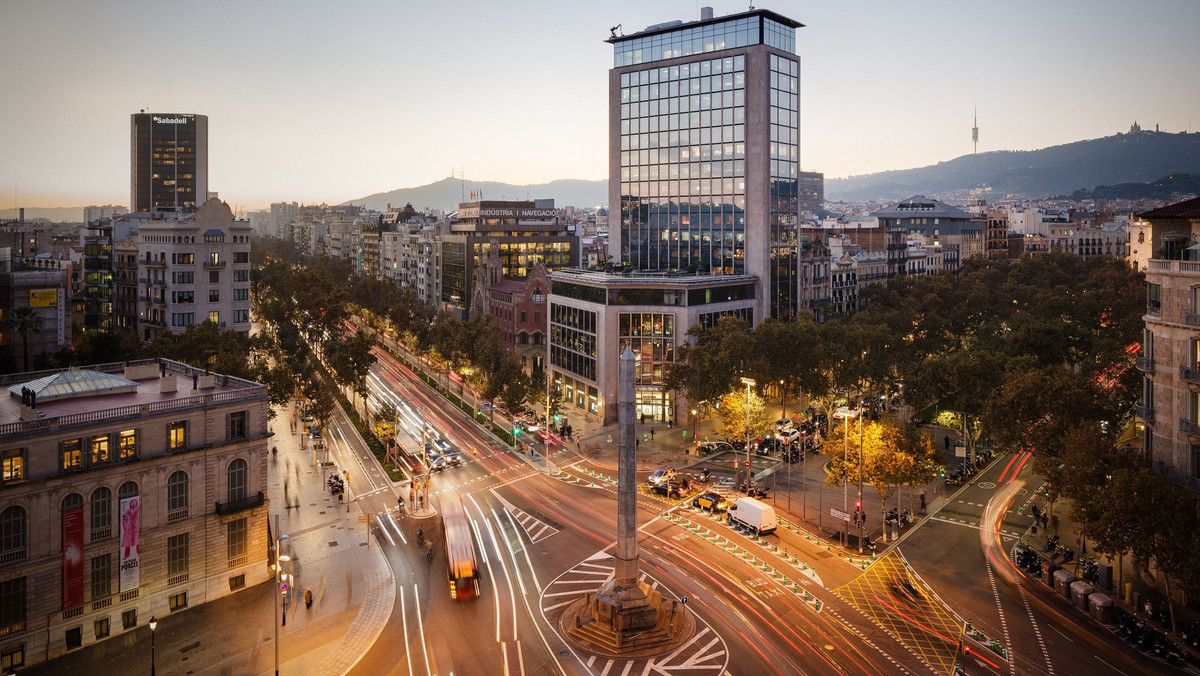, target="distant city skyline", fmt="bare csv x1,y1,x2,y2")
2,0,1197,210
